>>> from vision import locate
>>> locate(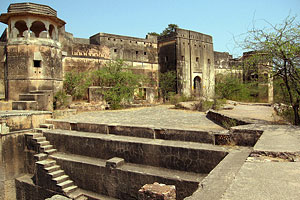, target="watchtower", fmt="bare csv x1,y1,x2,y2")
0,2,65,101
